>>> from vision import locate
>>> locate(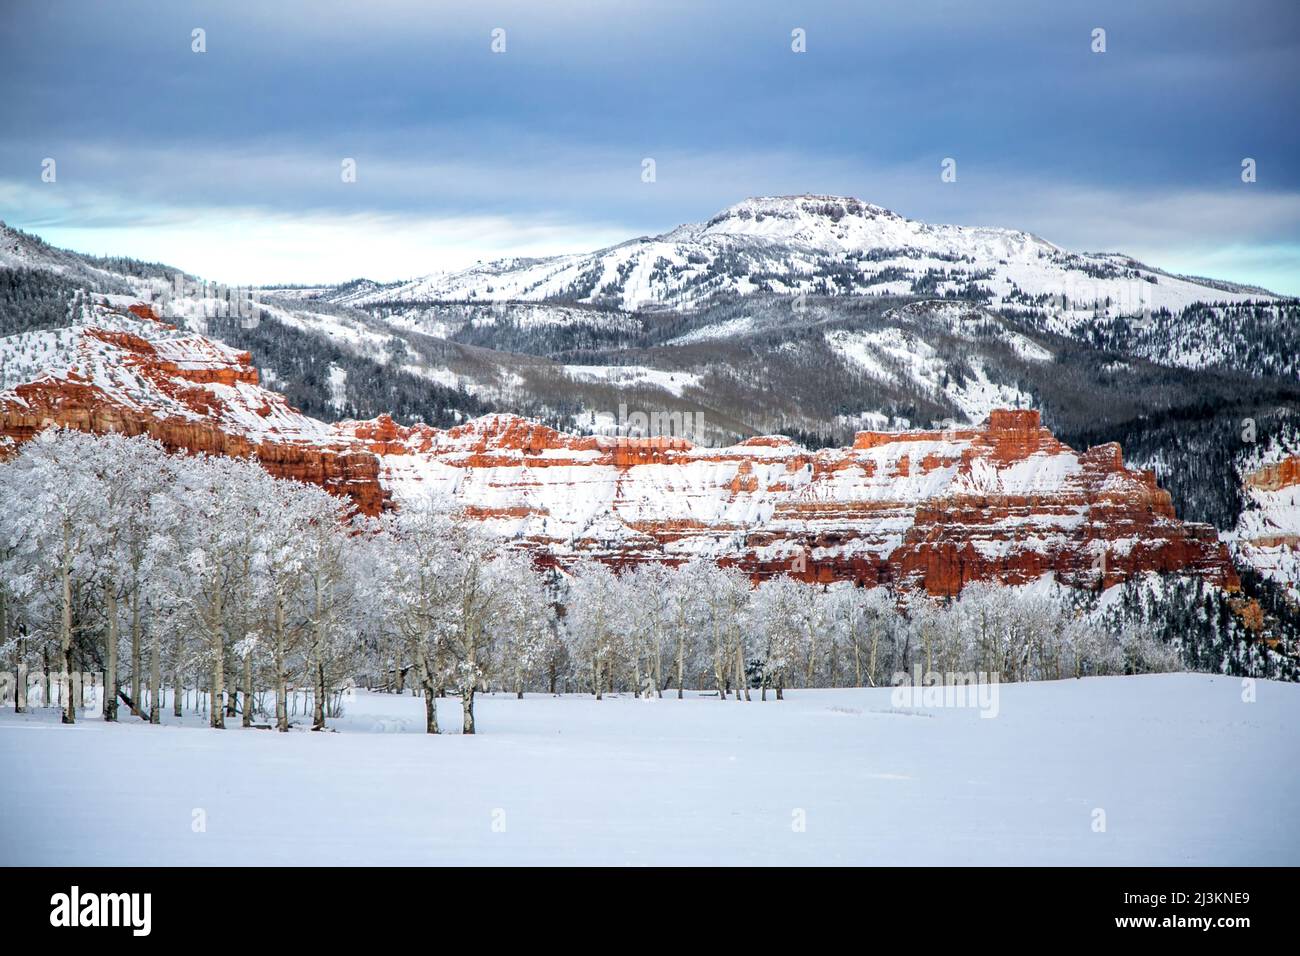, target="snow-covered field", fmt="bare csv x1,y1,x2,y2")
2,675,1296,866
